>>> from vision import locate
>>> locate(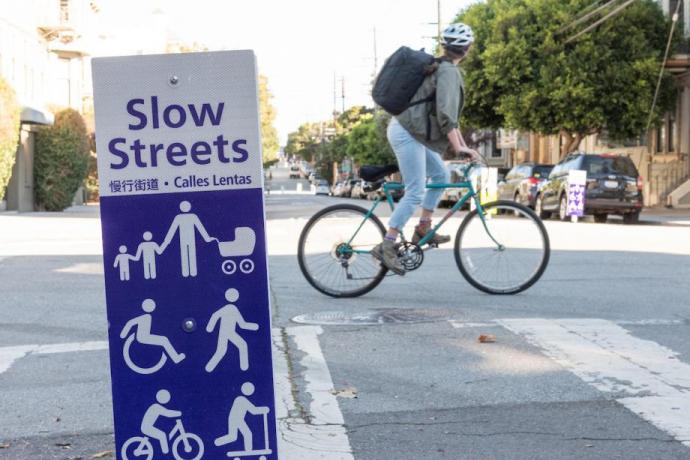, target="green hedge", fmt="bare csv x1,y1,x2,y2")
0,77,21,201
34,109,90,211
